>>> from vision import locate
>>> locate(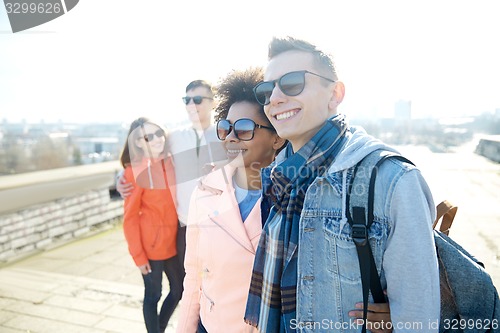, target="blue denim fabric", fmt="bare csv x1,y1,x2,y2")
295,160,407,332
435,232,500,333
